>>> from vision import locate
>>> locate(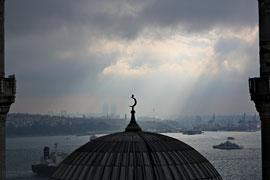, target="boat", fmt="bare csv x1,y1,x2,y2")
32,143,68,176
213,141,243,150
182,129,203,135
89,134,97,141
227,137,235,140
